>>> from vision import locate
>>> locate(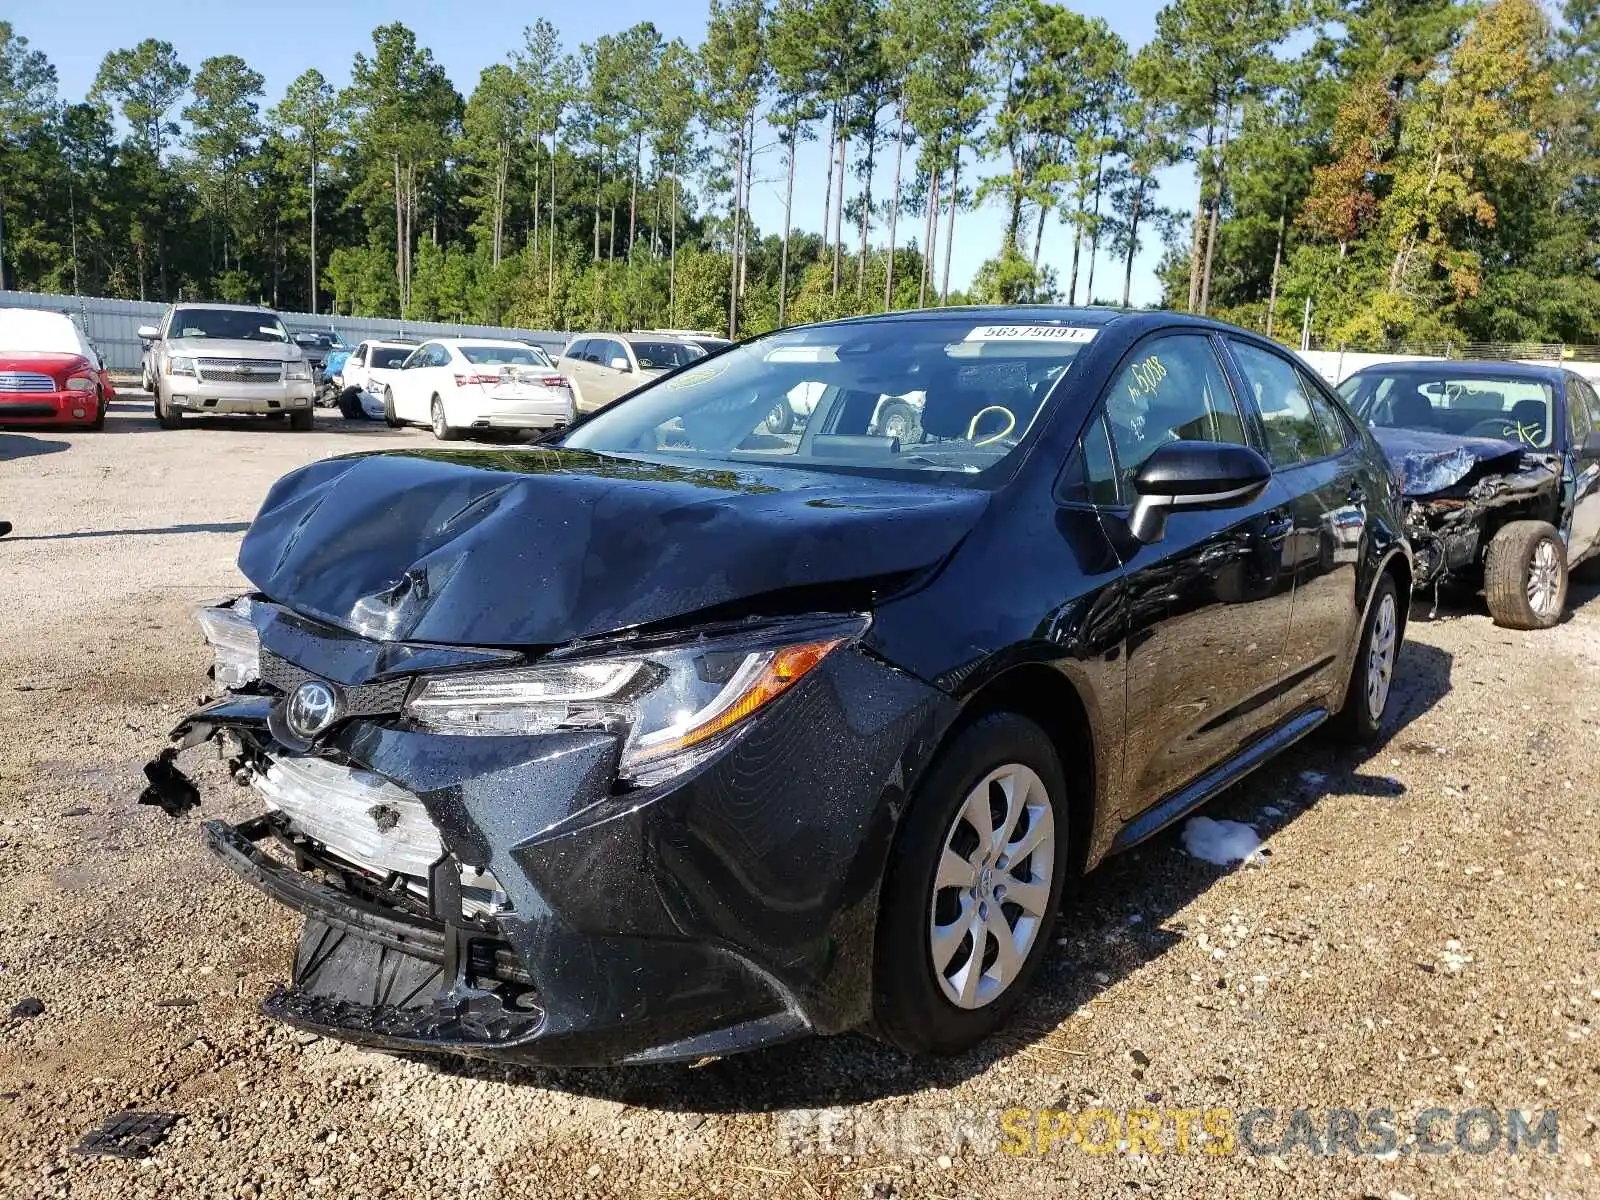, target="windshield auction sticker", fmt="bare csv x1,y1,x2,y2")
963,325,1099,343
